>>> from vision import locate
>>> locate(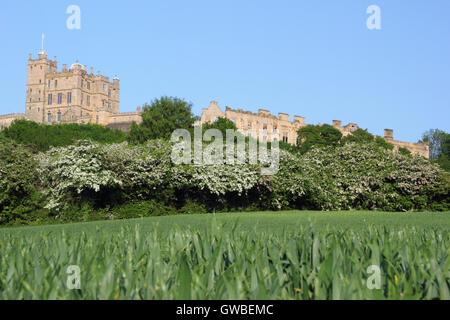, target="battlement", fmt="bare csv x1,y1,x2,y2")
0,113,26,130
200,102,430,158
0,113,25,120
